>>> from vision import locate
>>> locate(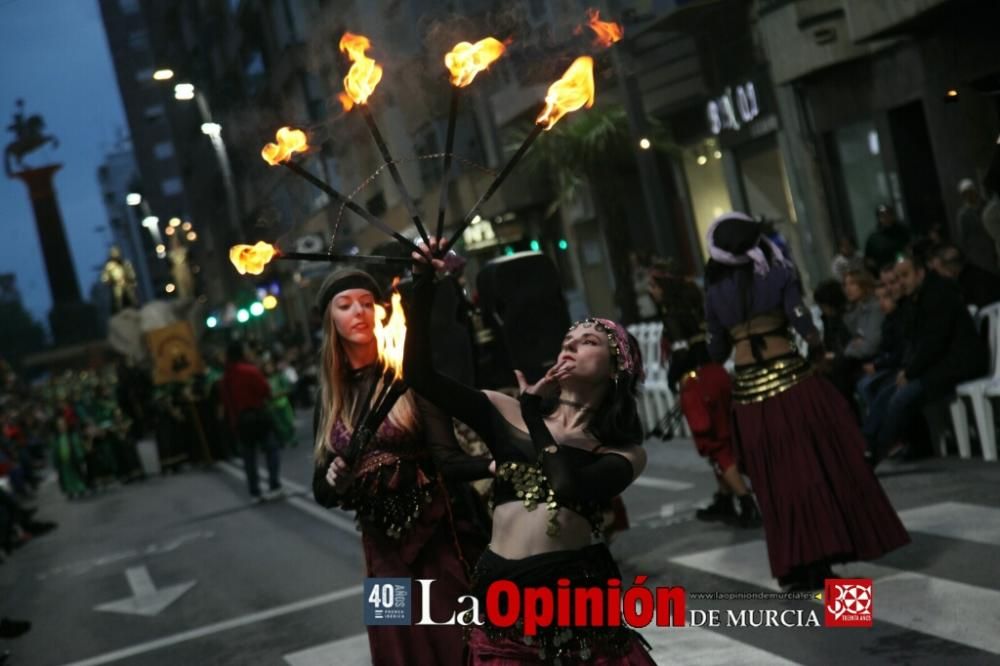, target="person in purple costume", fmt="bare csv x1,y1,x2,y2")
311,269,492,665
703,212,910,591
